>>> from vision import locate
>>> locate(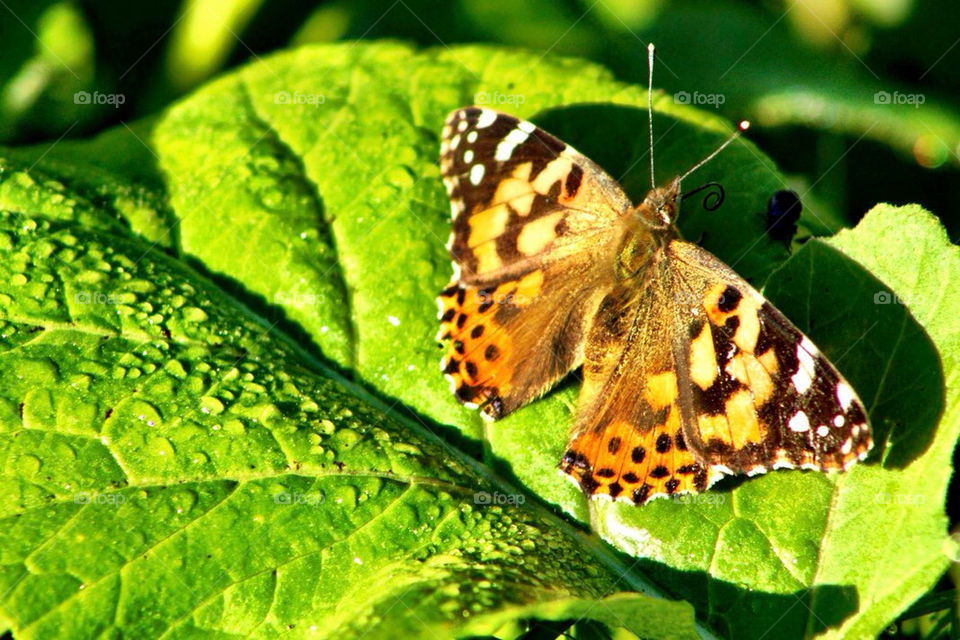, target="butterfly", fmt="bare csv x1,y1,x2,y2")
436,45,872,505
